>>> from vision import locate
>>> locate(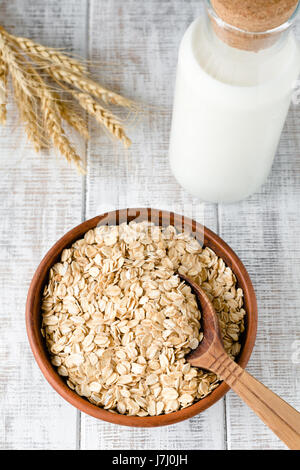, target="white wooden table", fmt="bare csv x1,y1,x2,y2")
1,0,300,450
